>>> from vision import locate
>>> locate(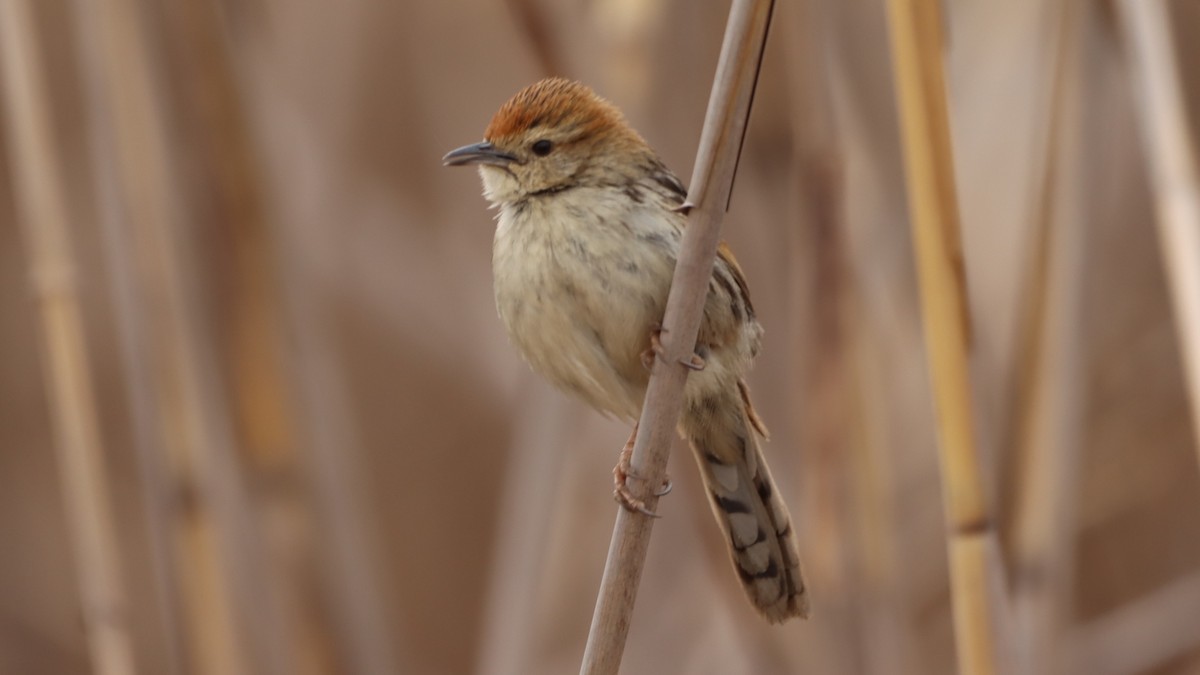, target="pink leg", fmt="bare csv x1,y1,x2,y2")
640,324,707,372
612,424,673,517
